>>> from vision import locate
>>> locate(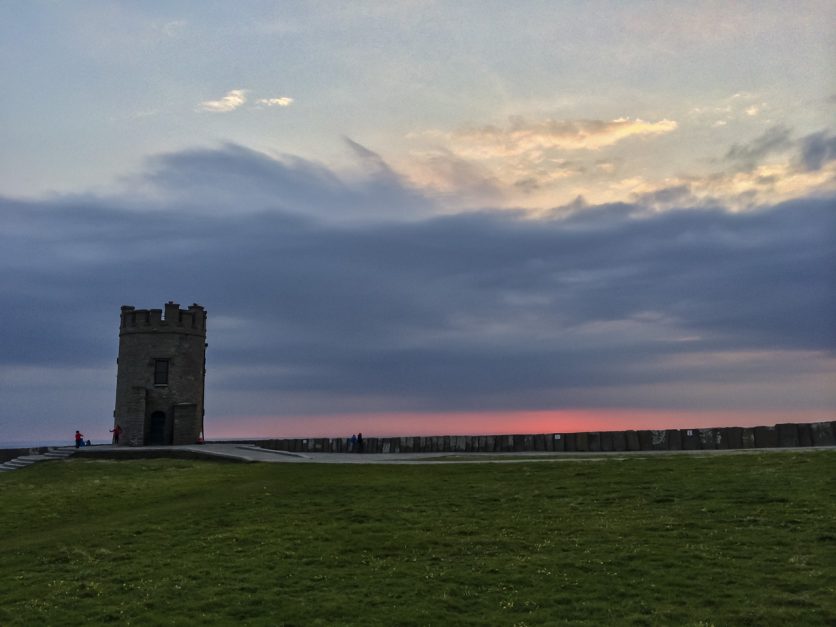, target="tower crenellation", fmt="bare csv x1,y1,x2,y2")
119,302,206,334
